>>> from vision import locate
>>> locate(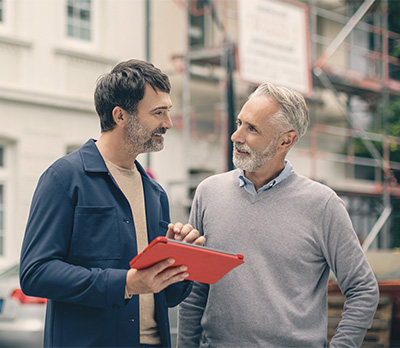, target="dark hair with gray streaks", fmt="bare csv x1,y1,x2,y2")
94,59,171,132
